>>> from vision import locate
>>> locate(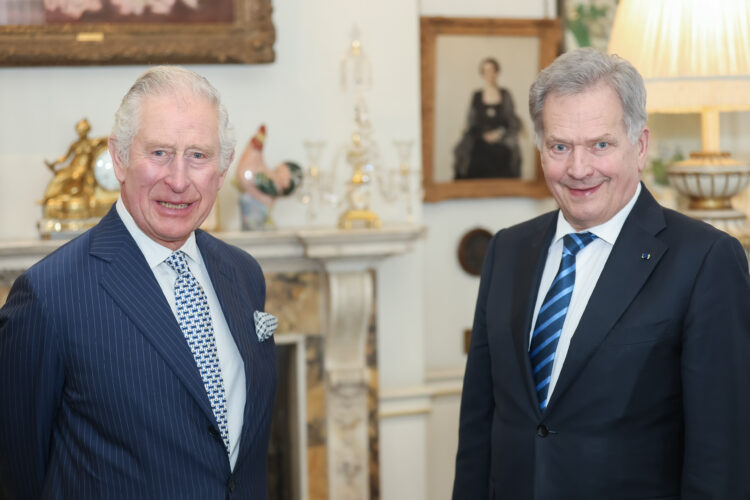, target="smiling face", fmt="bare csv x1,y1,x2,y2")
540,83,649,231
111,91,226,250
